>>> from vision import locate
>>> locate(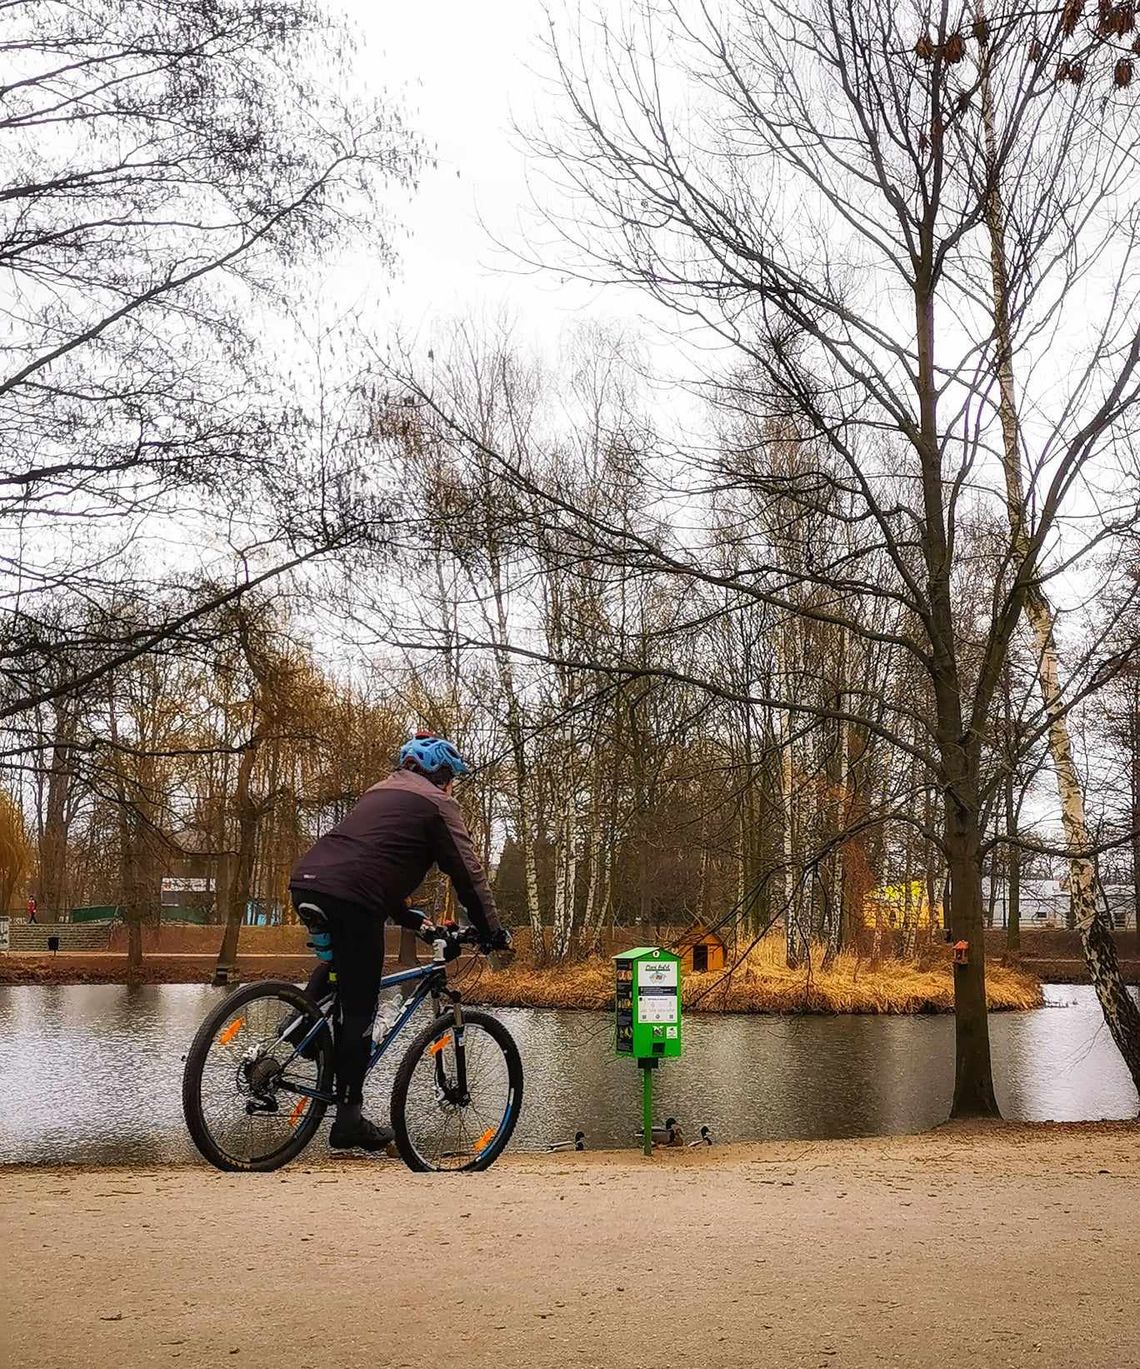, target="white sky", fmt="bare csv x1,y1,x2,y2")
346,0,635,350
